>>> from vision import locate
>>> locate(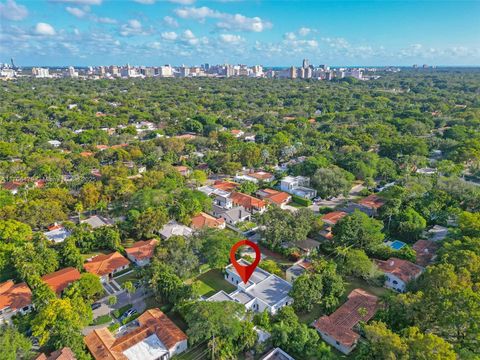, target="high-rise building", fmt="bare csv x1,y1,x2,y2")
32,67,50,78
289,66,297,79
302,59,309,68
65,66,78,78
